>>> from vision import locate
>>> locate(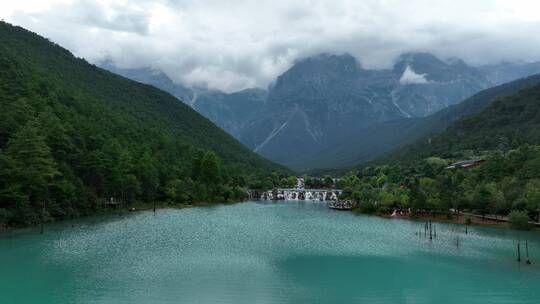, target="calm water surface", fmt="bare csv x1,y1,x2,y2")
2,200,540,304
